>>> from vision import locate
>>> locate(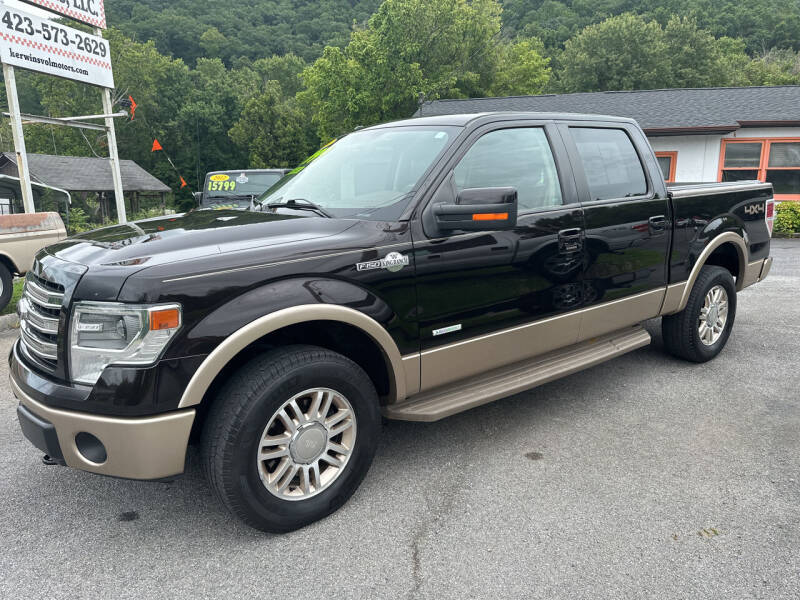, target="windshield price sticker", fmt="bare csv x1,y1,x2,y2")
208,180,237,192
0,6,114,88
20,0,106,29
